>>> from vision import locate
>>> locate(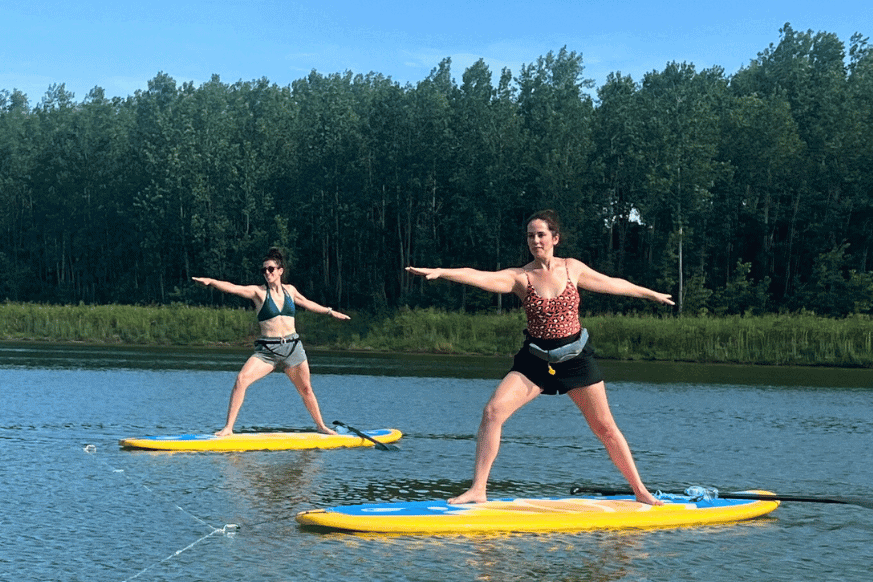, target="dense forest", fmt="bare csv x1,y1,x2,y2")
1,24,871,317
